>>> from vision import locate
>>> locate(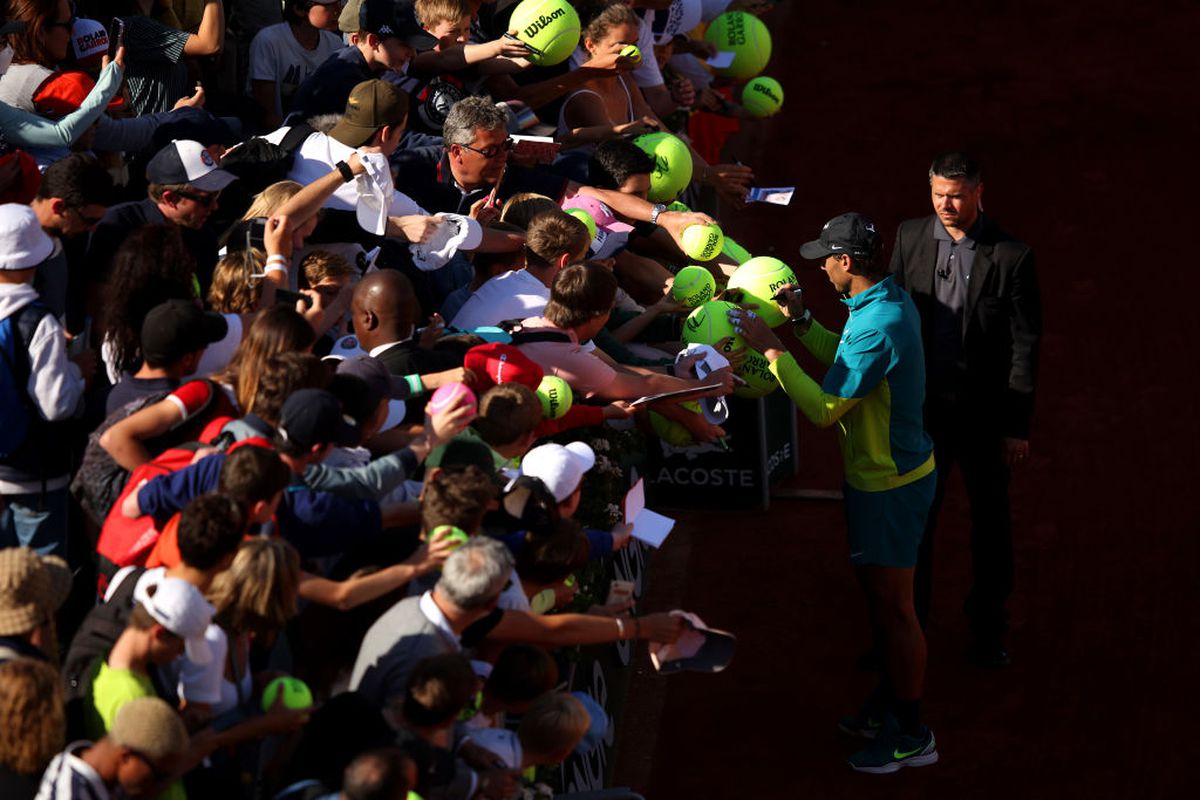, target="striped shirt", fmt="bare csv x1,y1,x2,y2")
34,743,110,800
120,16,191,115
